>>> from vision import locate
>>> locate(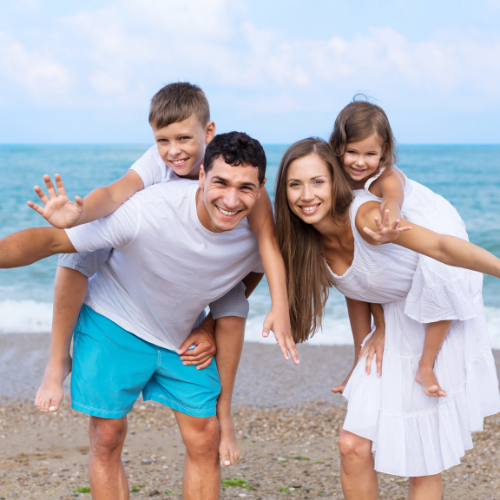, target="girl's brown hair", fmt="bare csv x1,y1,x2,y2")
329,99,397,169
275,138,354,343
